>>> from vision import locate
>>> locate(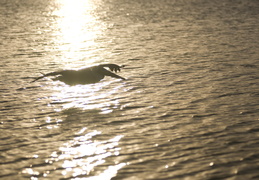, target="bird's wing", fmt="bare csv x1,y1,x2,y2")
100,67,126,80
31,70,63,83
